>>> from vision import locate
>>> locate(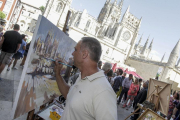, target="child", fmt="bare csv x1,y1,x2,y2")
122,77,139,110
